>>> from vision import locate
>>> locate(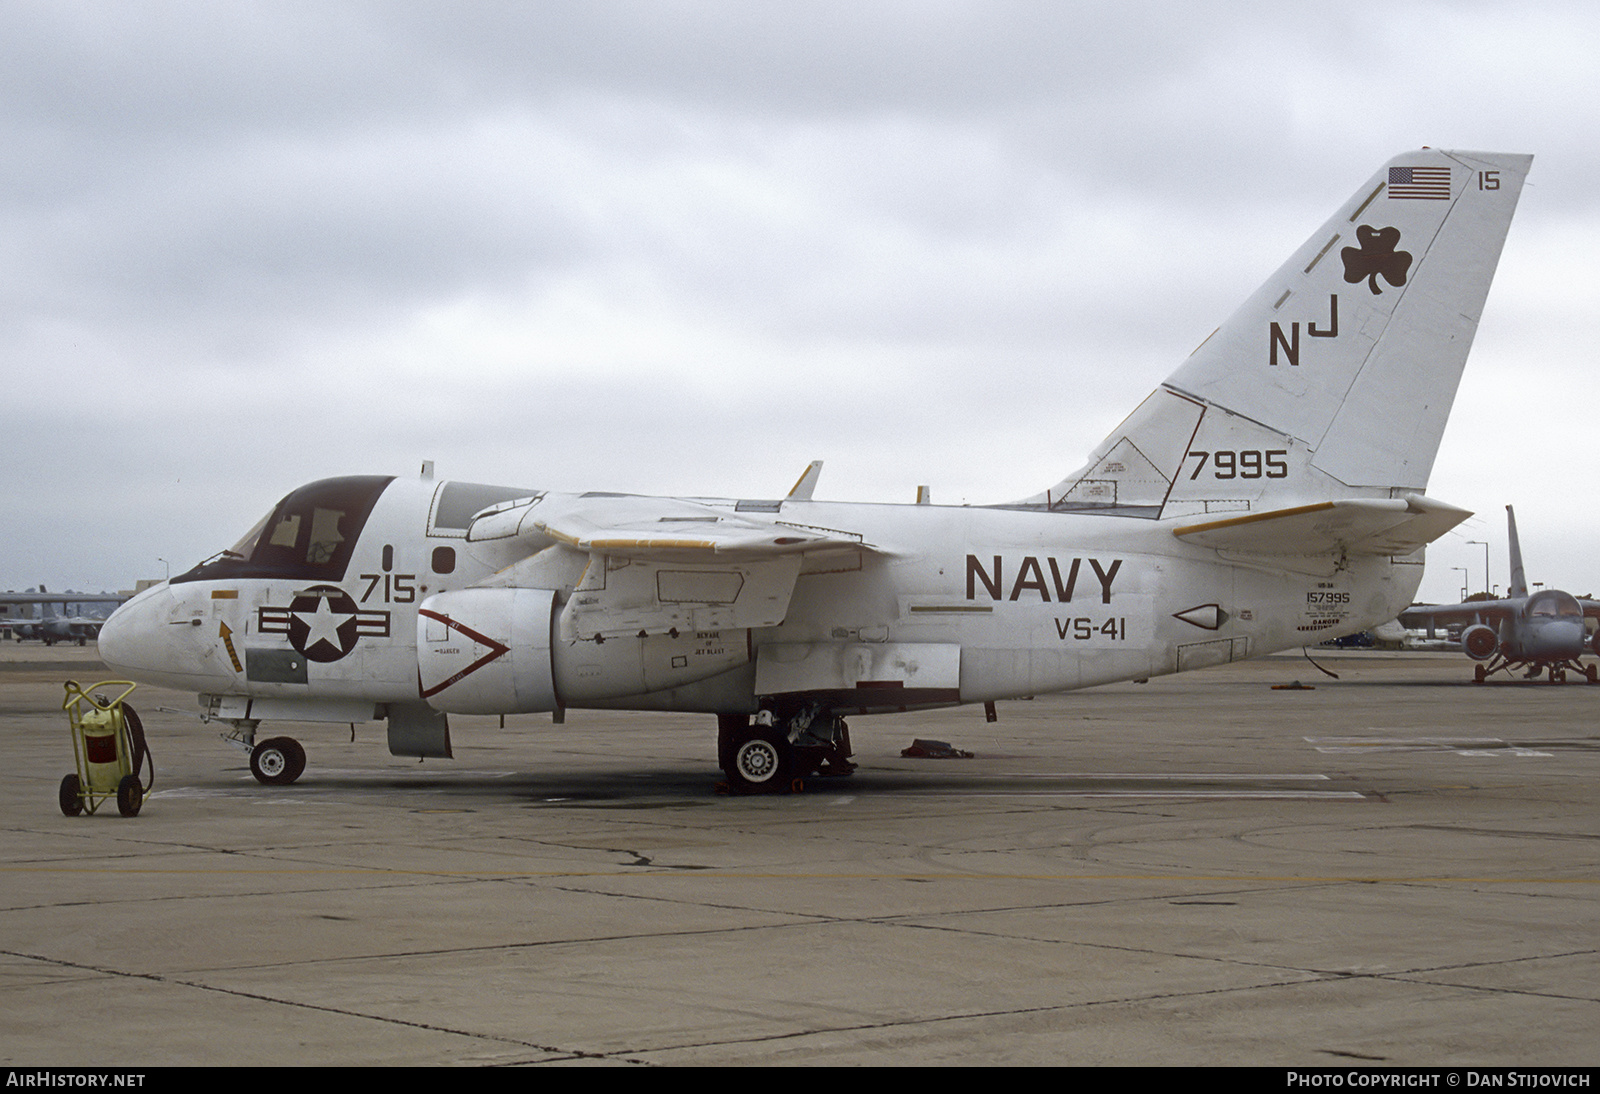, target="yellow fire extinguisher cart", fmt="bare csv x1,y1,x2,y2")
61,680,153,817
